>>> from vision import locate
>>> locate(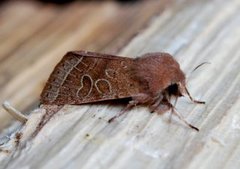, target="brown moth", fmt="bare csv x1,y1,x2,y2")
41,51,204,131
